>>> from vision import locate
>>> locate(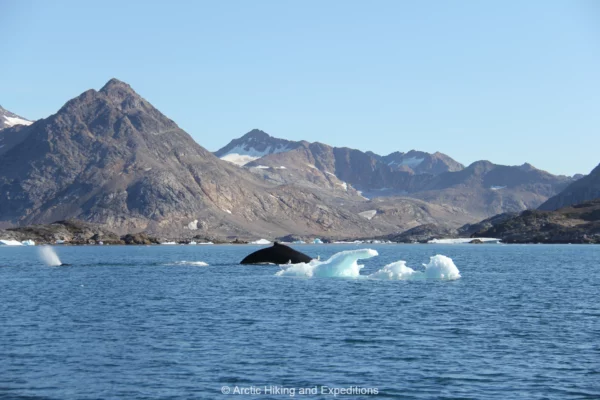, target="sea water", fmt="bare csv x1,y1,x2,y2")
0,244,598,399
